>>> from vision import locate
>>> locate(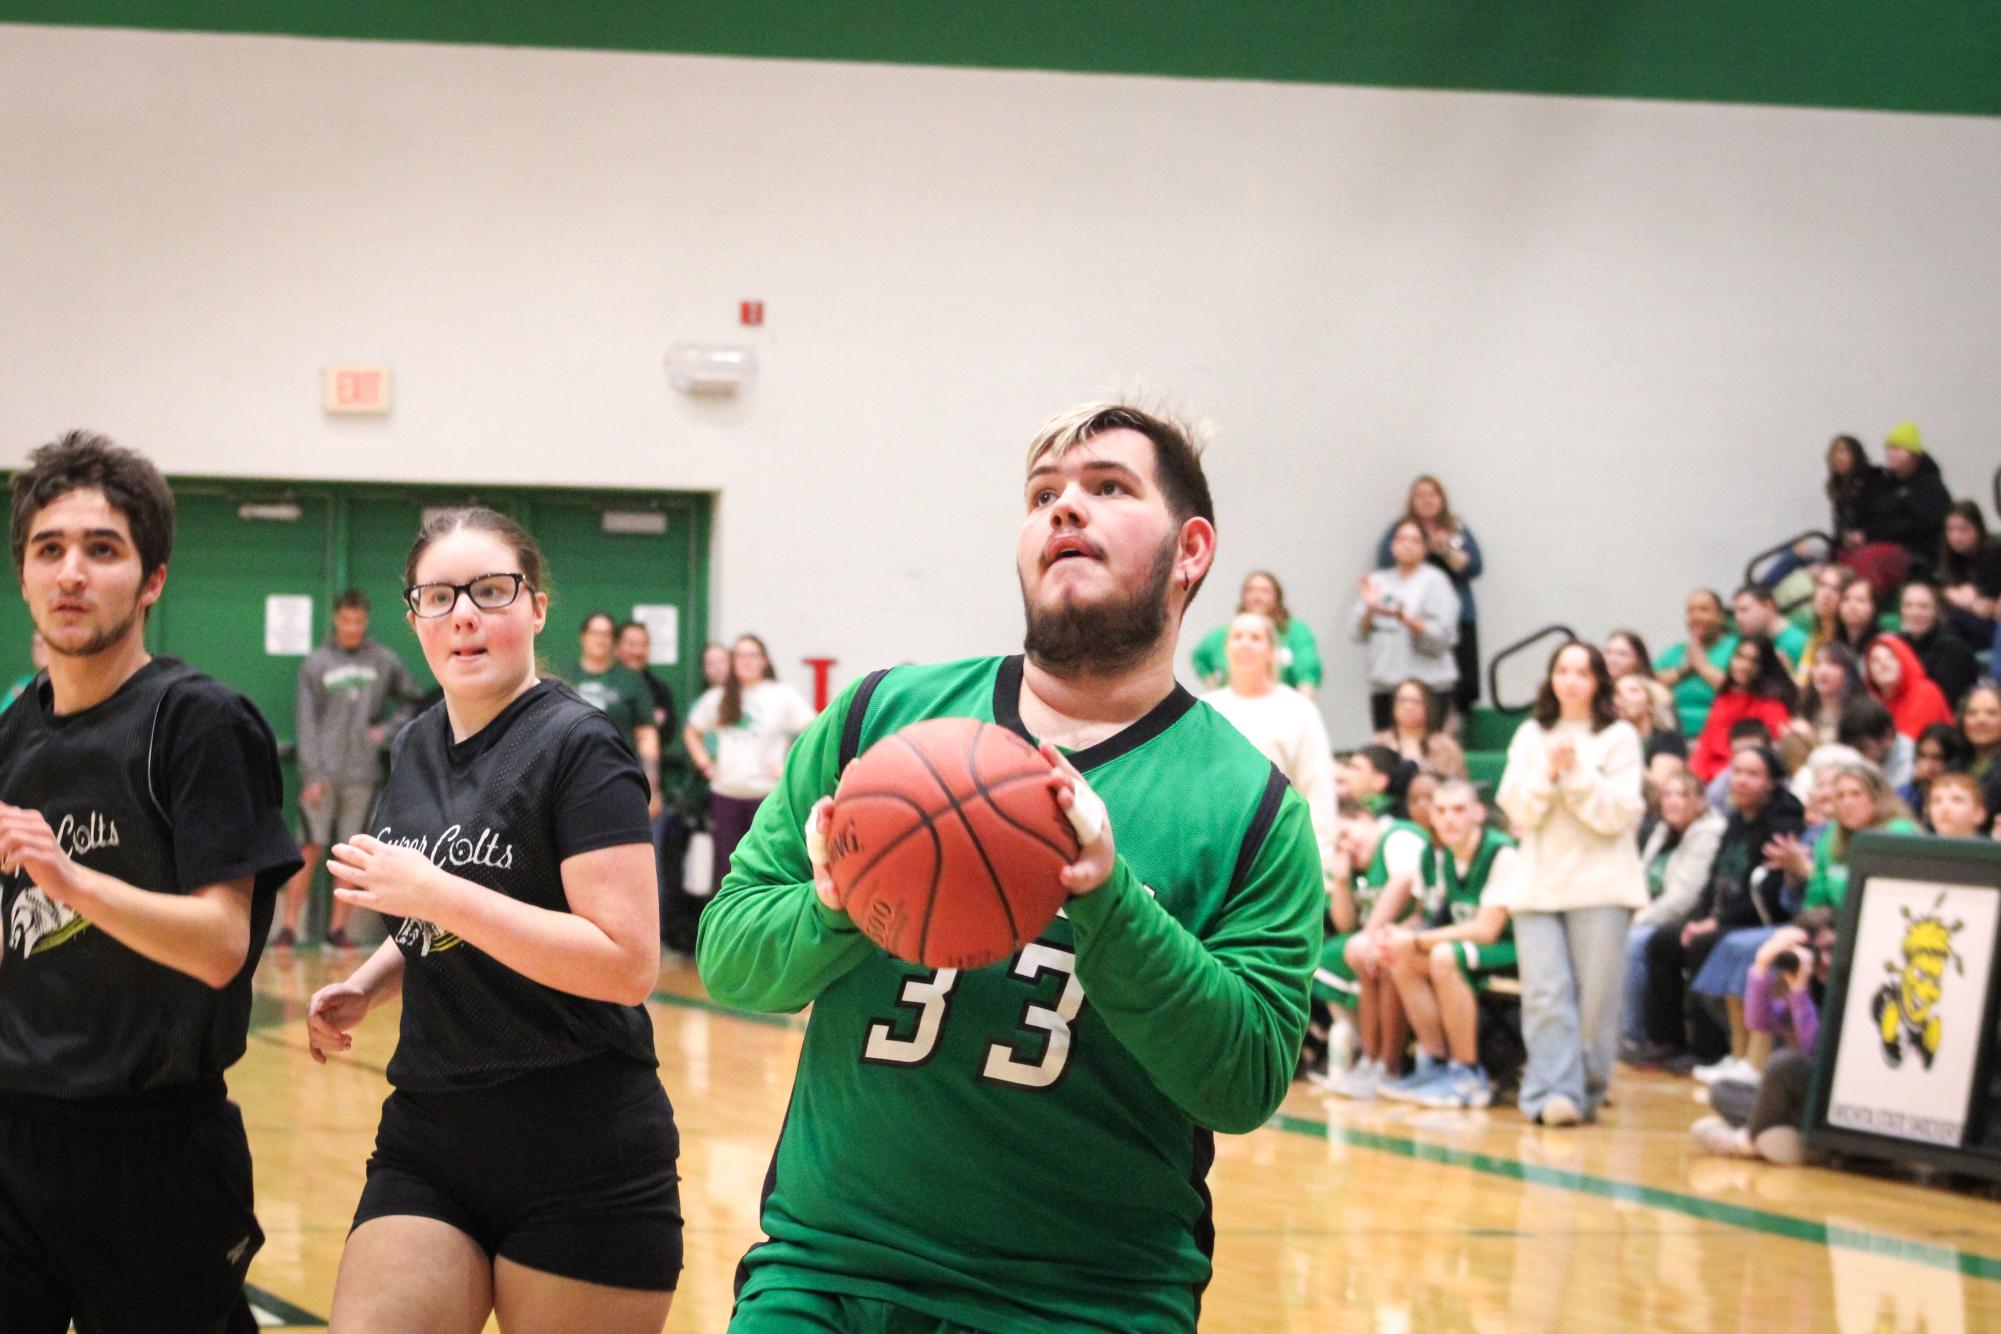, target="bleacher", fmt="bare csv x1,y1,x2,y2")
1462,705,1524,793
